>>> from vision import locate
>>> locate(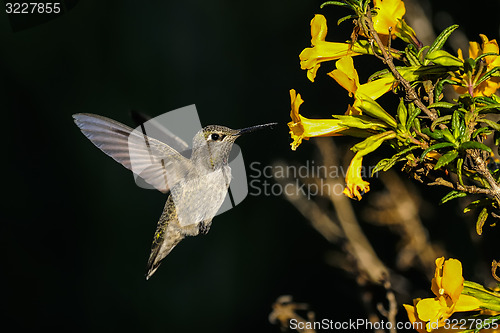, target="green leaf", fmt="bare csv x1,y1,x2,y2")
337,14,357,26
373,158,392,174
368,68,391,81
320,1,350,8
457,157,465,186
396,98,407,128
417,45,430,62
427,24,459,57
475,52,500,63
442,128,457,144
464,198,494,213
431,115,452,131
475,66,500,87
350,39,374,55
406,103,420,131
434,79,457,102
472,126,492,138
476,103,500,113
440,190,467,204
474,95,499,105
463,281,500,311
451,111,465,140
420,142,455,159
405,45,421,66
372,146,420,173
395,18,418,45
333,114,388,130
476,207,489,235
478,118,500,131
413,64,454,76
422,127,444,139
459,141,492,153
354,93,397,128
370,66,416,81
351,131,396,155
412,117,421,133
434,150,458,169
425,50,463,67
428,101,456,109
